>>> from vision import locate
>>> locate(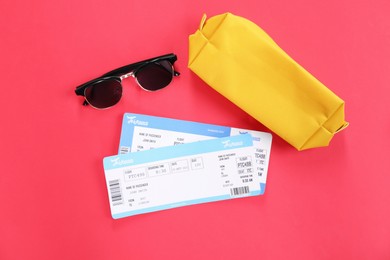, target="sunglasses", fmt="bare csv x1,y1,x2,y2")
75,53,180,109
